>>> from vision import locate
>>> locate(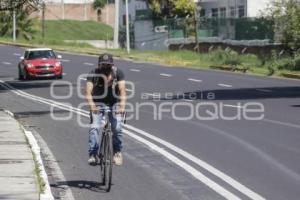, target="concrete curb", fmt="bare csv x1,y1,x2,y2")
3,110,55,200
